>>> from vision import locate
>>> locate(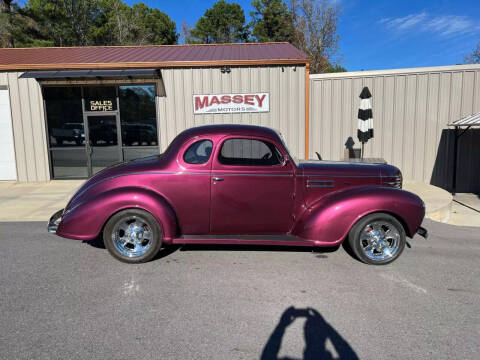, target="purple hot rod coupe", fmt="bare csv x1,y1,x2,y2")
48,124,427,265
